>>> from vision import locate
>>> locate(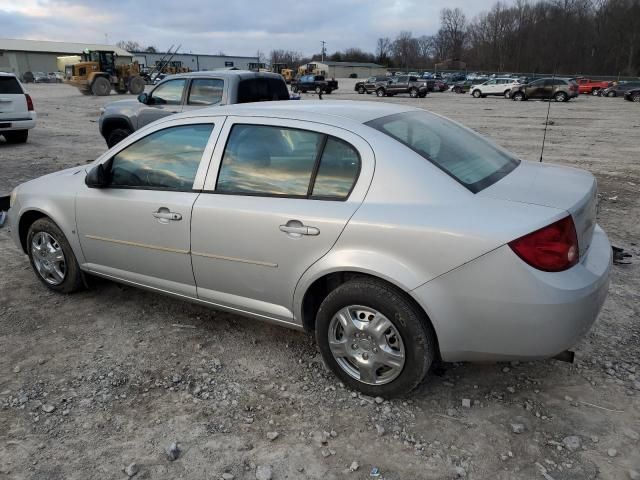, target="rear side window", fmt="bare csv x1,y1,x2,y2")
237,78,290,103
216,124,360,199
0,76,23,94
110,124,213,191
366,111,519,193
188,78,223,105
